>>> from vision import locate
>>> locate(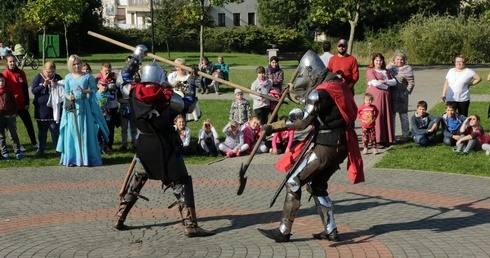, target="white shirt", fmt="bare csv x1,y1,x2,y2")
320,52,334,67
445,68,476,102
